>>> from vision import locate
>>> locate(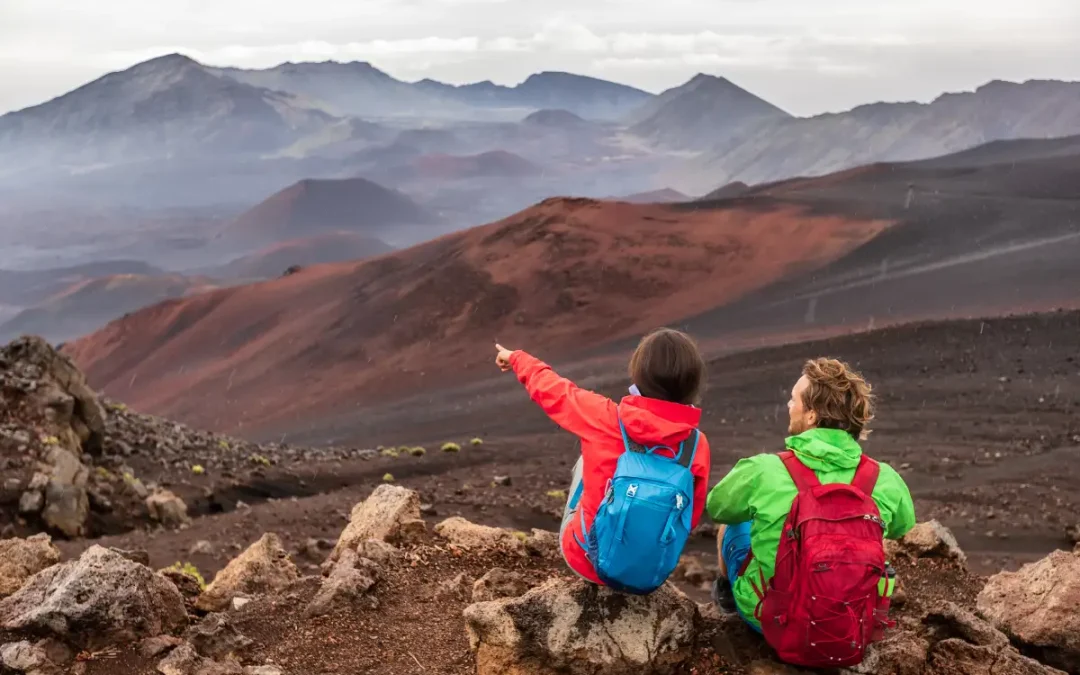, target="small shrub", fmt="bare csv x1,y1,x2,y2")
218,439,230,450
470,438,483,446
441,442,461,453
408,446,426,457
165,561,206,589
40,435,59,446
512,531,528,542
382,473,395,483
94,466,116,481
381,448,399,458
191,464,205,475
110,402,128,412
397,445,411,454
546,489,568,500
249,454,271,467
